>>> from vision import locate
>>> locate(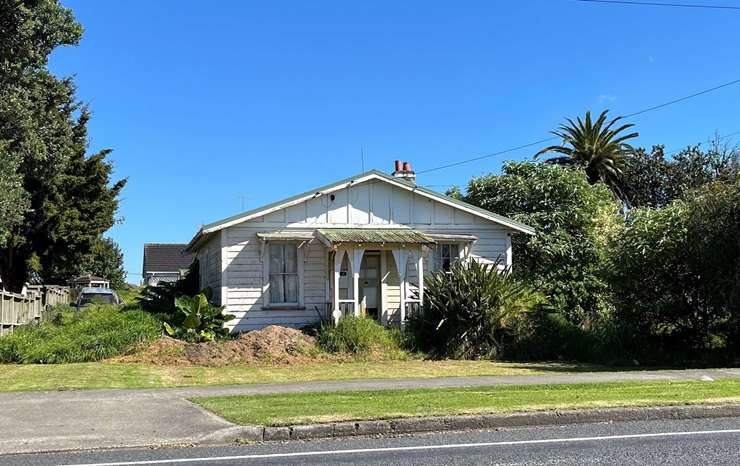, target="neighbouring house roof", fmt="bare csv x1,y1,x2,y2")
142,244,194,275
315,228,435,246
186,169,535,251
